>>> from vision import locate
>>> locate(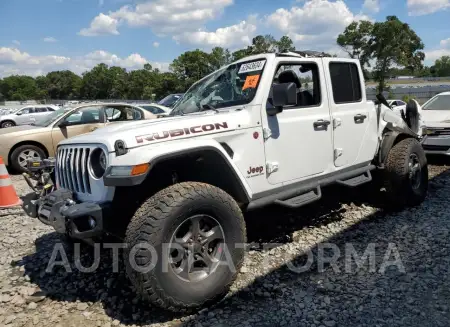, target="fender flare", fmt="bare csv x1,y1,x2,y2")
104,144,252,202
378,130,403,165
